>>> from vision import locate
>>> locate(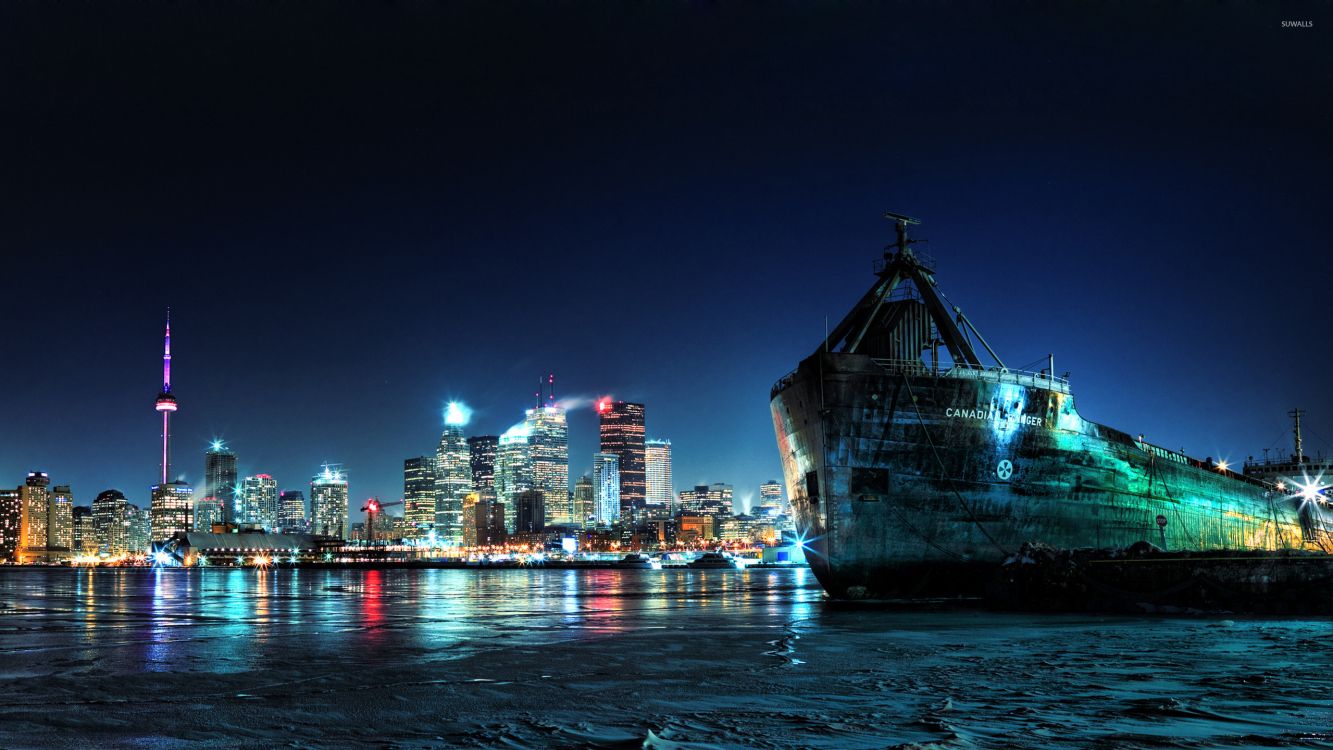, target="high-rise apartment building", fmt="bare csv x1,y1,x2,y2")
239,474,278,530
19,472,51,555
468,435,499,503
592,453,621,526
203,440,237,526
49,485,74,551
310,465,349,538
573,475,594,528
93,489,130,556
0,489,20,559
645,439,673,518
403,456,437,537
597,400,645,522
435,404,473,545
278,490,307,532
526,402,570,526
